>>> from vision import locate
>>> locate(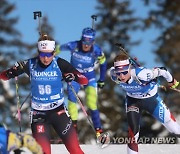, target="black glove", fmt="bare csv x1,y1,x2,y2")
64,73,75,82
97,80,105,89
